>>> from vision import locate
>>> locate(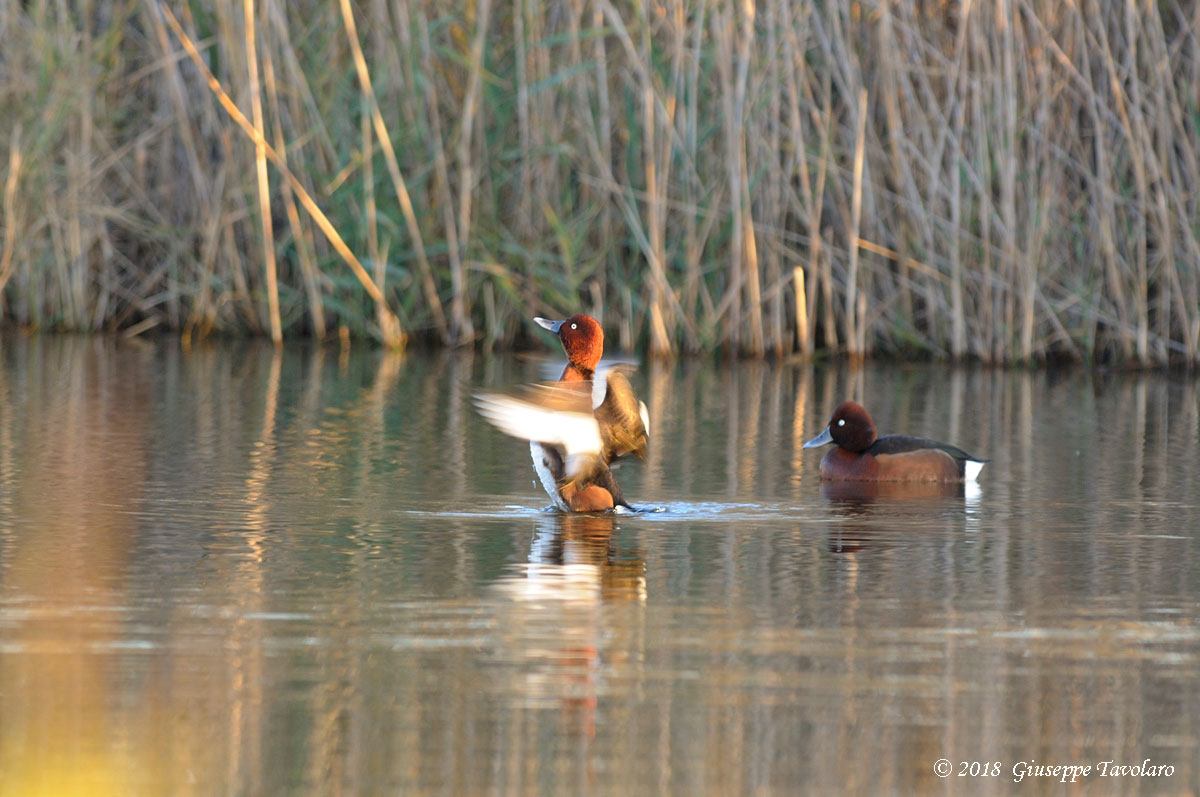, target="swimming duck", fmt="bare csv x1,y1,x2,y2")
803,401,988,482
475,315,649,512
